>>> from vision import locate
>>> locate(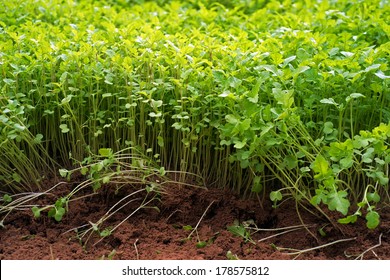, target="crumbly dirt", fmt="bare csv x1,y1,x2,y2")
1,182,389,260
